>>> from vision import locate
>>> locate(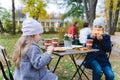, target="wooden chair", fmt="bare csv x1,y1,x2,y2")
71,54,89,80
0,45,14,80
72,43,113,80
